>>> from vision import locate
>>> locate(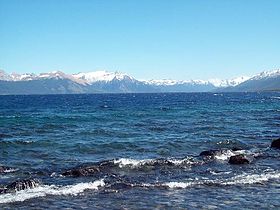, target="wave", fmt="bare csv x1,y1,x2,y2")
213,150,236,161
200,148,262,162
1,170,279,204
113,157,197,168
161,171,280,189
0,179,105,204
62,157,199,177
